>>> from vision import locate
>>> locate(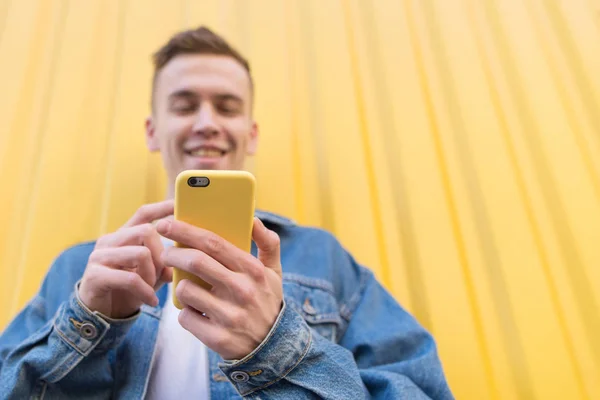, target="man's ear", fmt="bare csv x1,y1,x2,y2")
145,116,160,152
246,122,258,155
